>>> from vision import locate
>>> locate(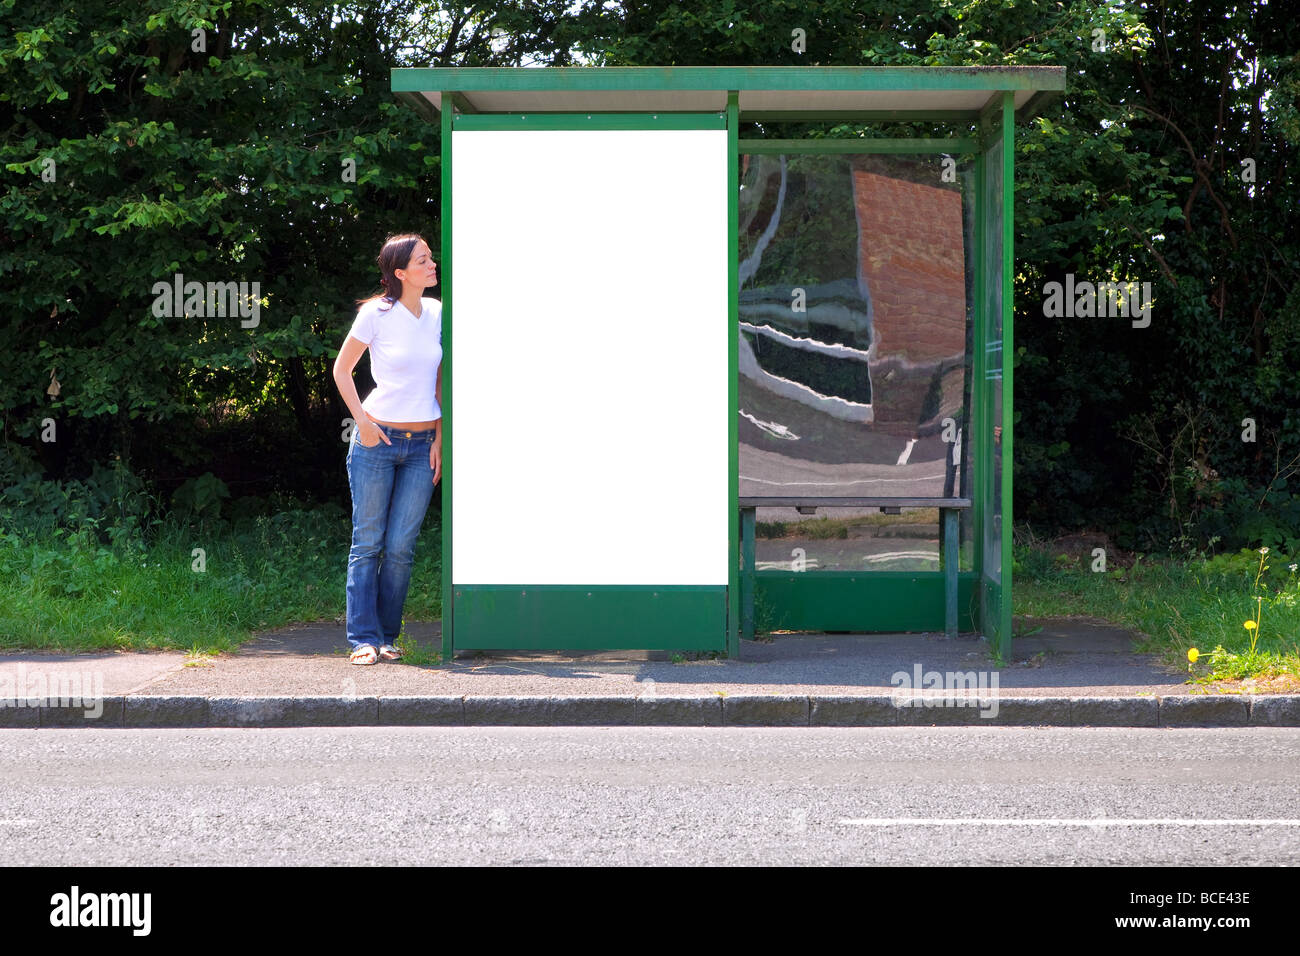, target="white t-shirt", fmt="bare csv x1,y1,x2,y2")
347,296,443,423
